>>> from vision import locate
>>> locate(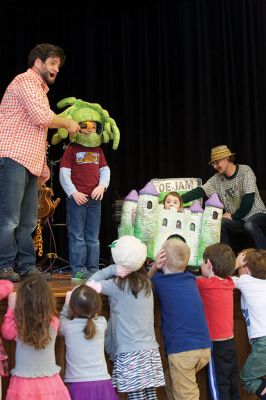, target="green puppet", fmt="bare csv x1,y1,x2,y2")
51,97,120,149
